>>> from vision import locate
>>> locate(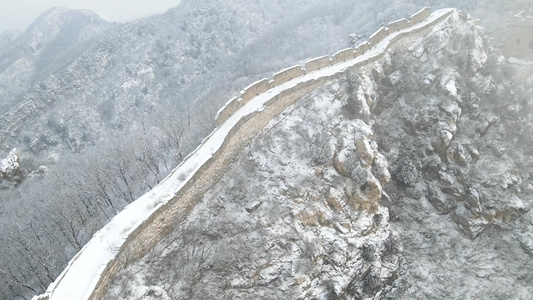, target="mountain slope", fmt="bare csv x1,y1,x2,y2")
2,0,528,159
0,7,110,113
0,0,322,157
101,11,533,299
